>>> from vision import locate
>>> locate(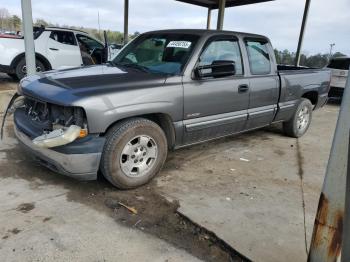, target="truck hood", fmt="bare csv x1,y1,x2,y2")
18,64,167,106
